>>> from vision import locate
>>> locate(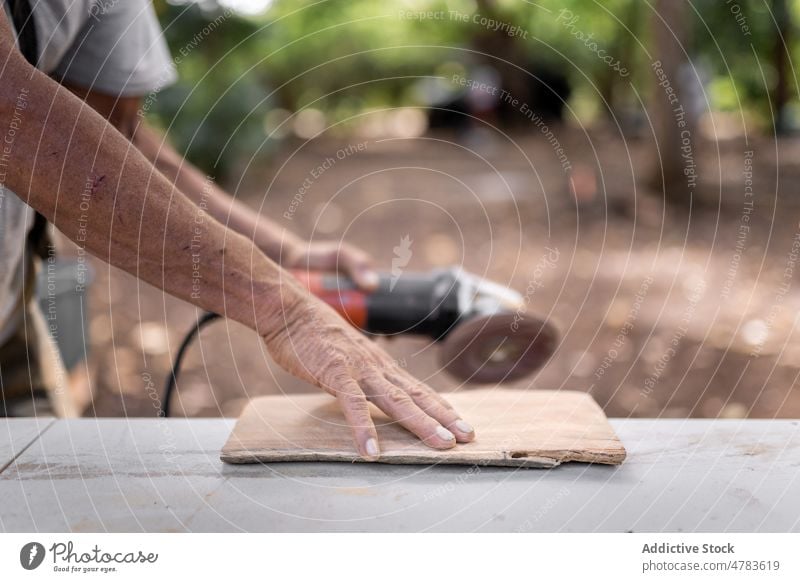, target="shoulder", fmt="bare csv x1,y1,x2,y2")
29,0,96,72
